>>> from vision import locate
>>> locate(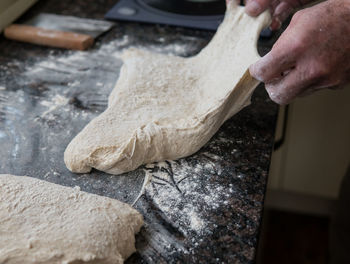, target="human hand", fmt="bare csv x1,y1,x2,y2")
249,0,350,105
245,0,312,30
